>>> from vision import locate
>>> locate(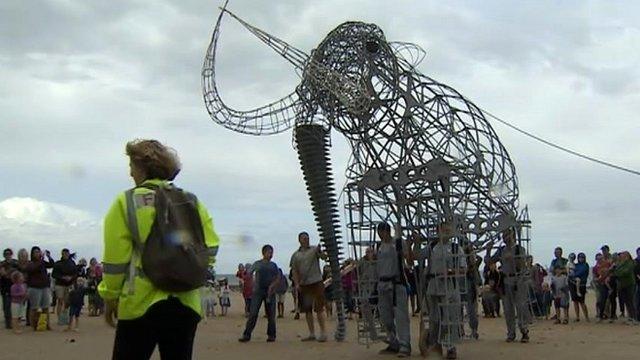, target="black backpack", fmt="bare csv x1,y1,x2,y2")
125,183,209,293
